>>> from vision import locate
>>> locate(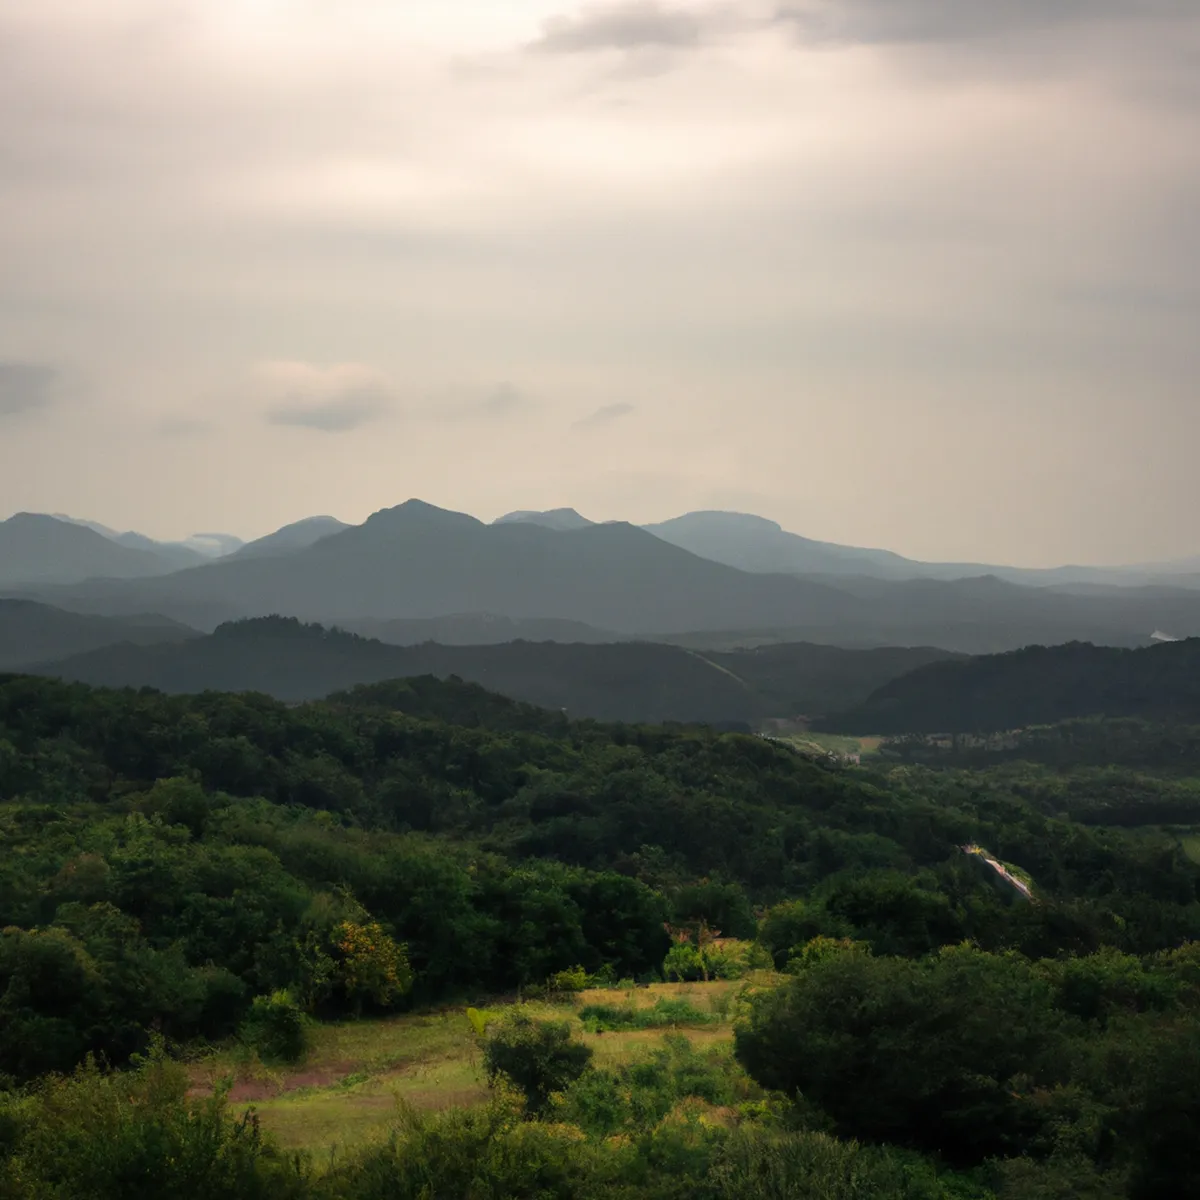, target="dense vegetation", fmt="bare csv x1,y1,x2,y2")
3,671,1200,1196
824,639,1200,734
